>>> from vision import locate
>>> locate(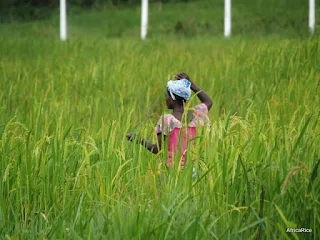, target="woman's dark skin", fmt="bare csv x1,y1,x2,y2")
126,72,213,154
